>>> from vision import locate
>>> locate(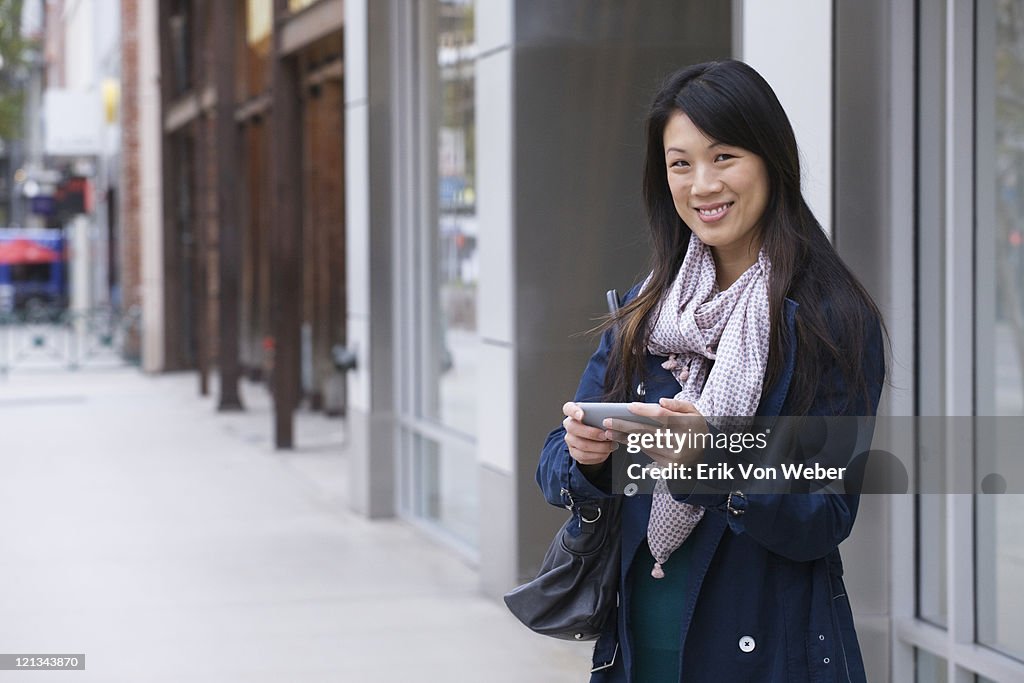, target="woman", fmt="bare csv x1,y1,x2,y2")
536,60,886,682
